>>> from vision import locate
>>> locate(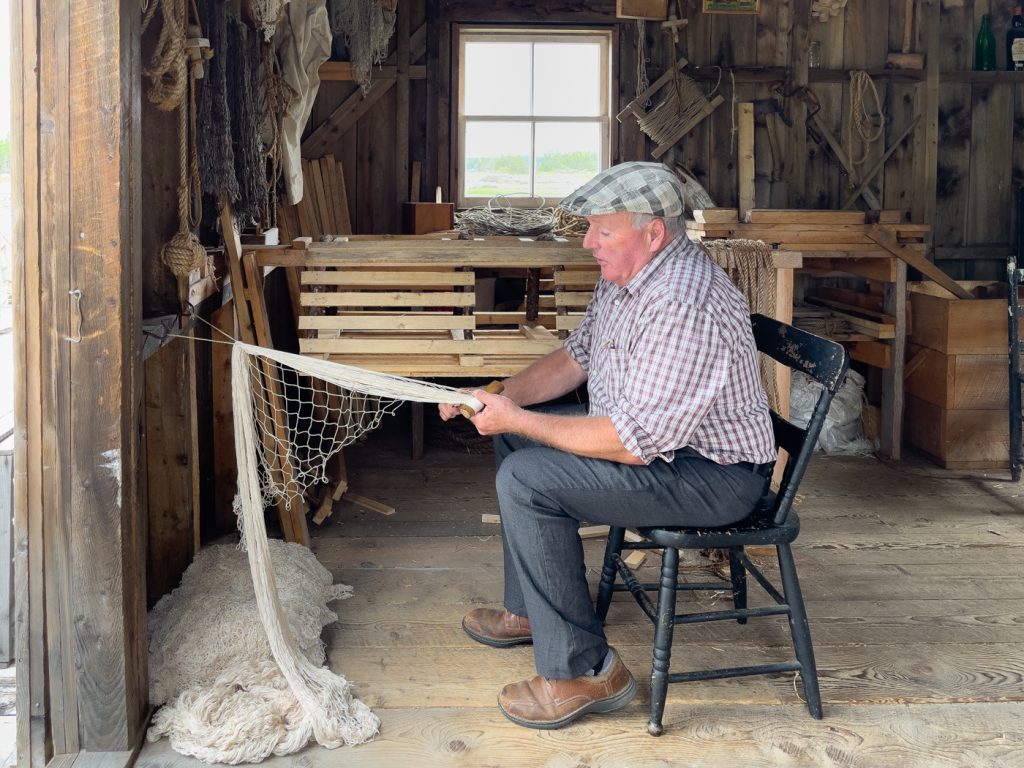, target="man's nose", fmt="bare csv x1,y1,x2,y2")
583,225,597,249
